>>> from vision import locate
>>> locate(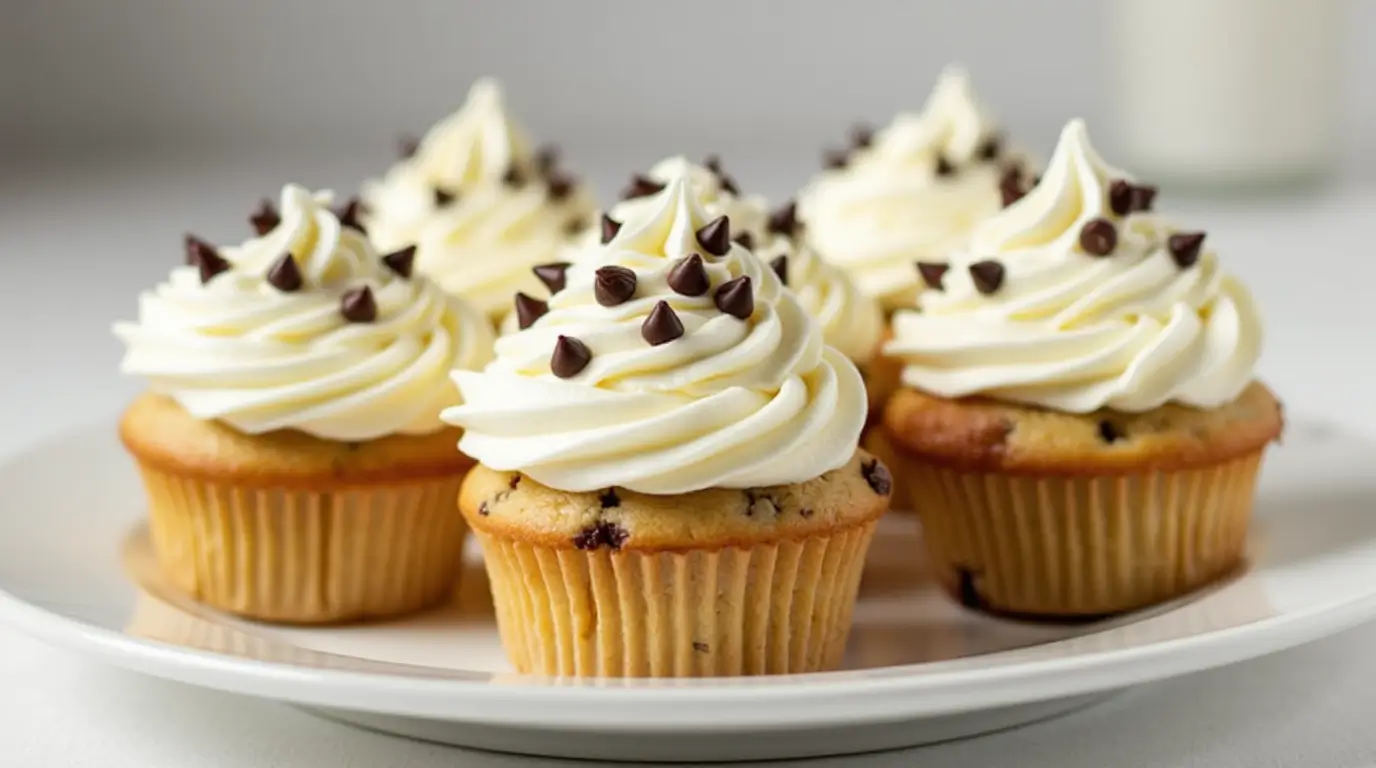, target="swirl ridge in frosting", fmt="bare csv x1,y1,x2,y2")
115,184,494,441
444,175,867,494
885,119,1263,414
